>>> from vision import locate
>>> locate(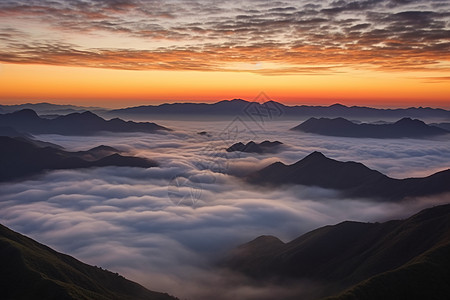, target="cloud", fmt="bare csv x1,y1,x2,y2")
0,0,449,74
1,118,450,299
